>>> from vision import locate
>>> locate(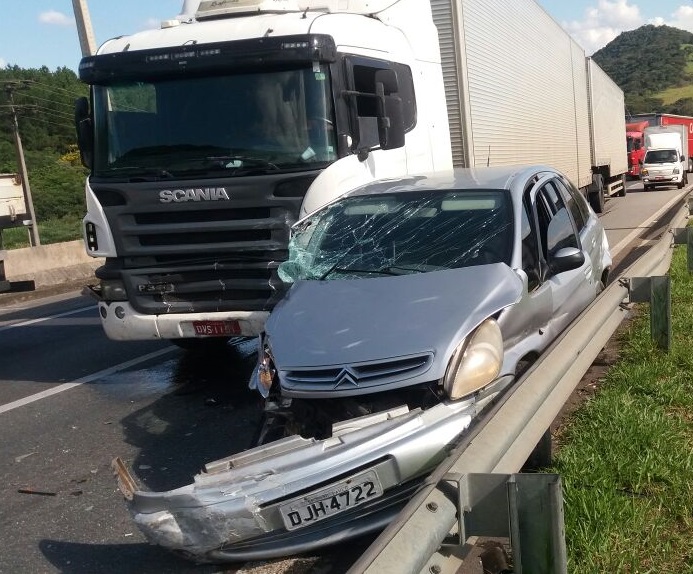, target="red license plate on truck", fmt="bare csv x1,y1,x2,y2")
192,320,241,336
